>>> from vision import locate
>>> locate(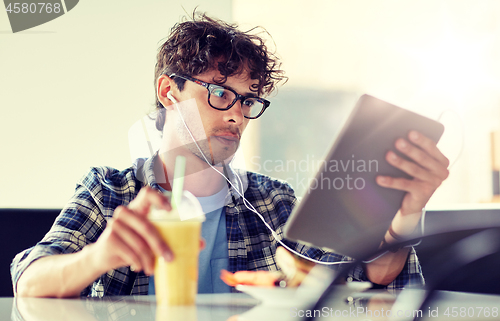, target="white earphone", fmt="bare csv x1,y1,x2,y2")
167,91,178,104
